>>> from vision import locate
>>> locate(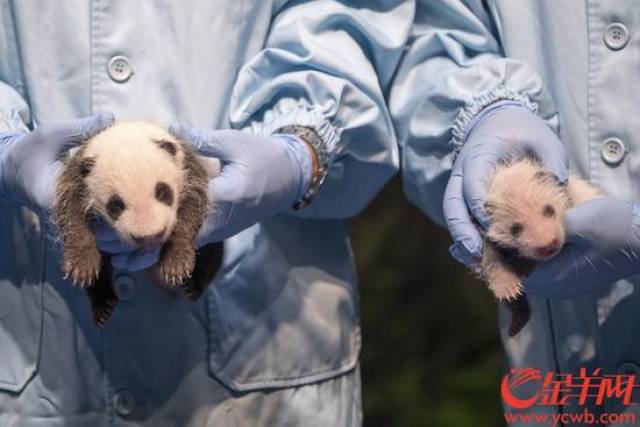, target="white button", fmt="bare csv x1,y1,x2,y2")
604,23,630,50
113,390,136,416
107,55,133,83
114,275,135,301
601,137,626,165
